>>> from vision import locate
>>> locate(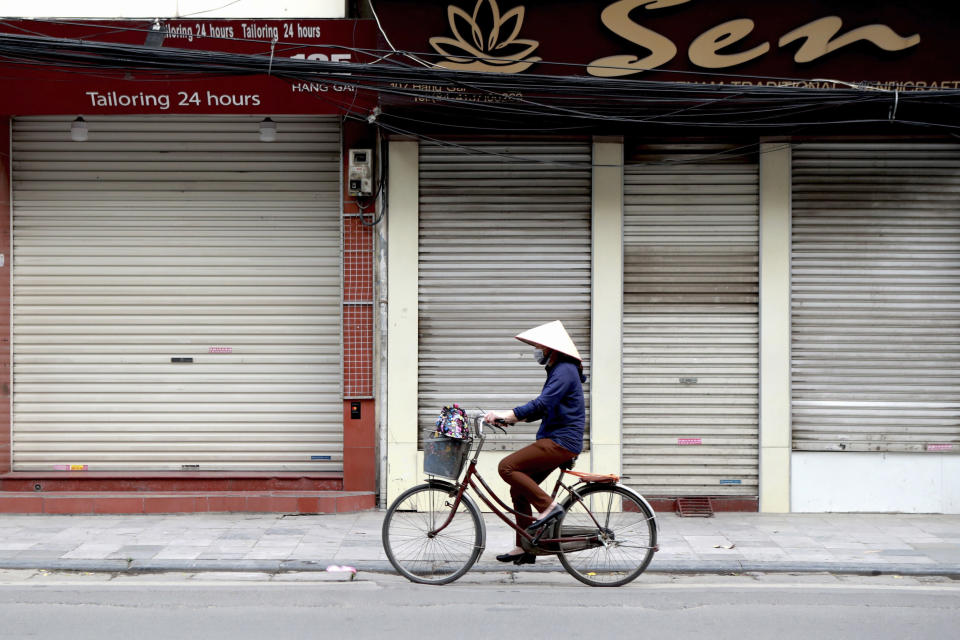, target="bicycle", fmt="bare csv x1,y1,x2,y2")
382,412,659,587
